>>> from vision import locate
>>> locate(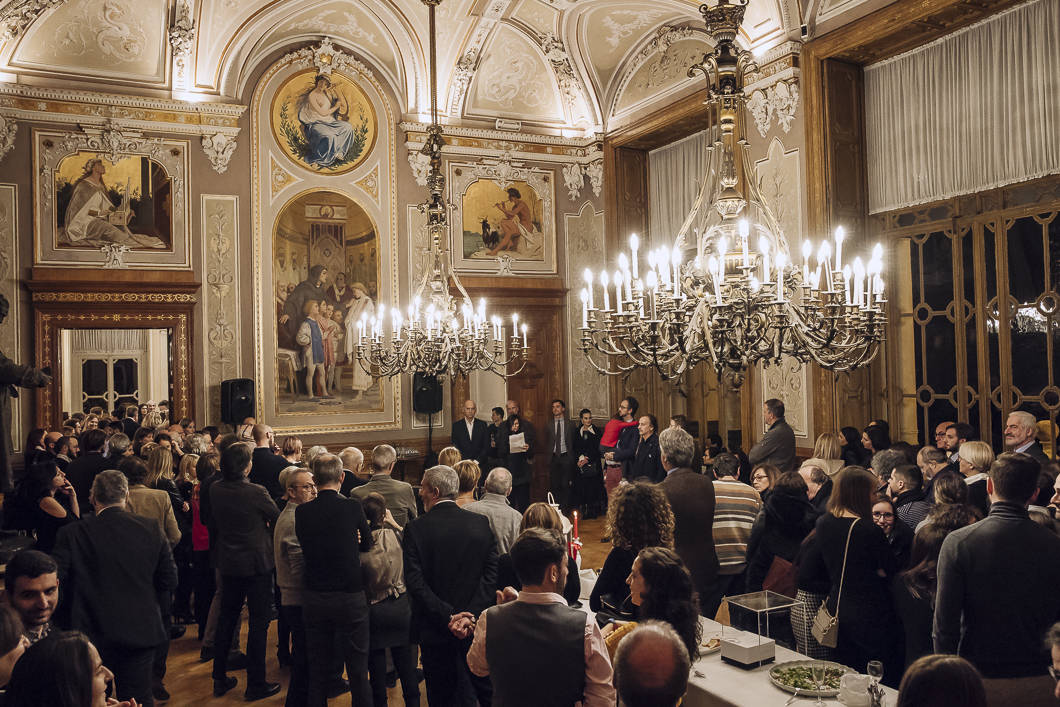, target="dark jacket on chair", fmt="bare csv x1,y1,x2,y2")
659,467,720,605
403,501,497,645
52,506,177,649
